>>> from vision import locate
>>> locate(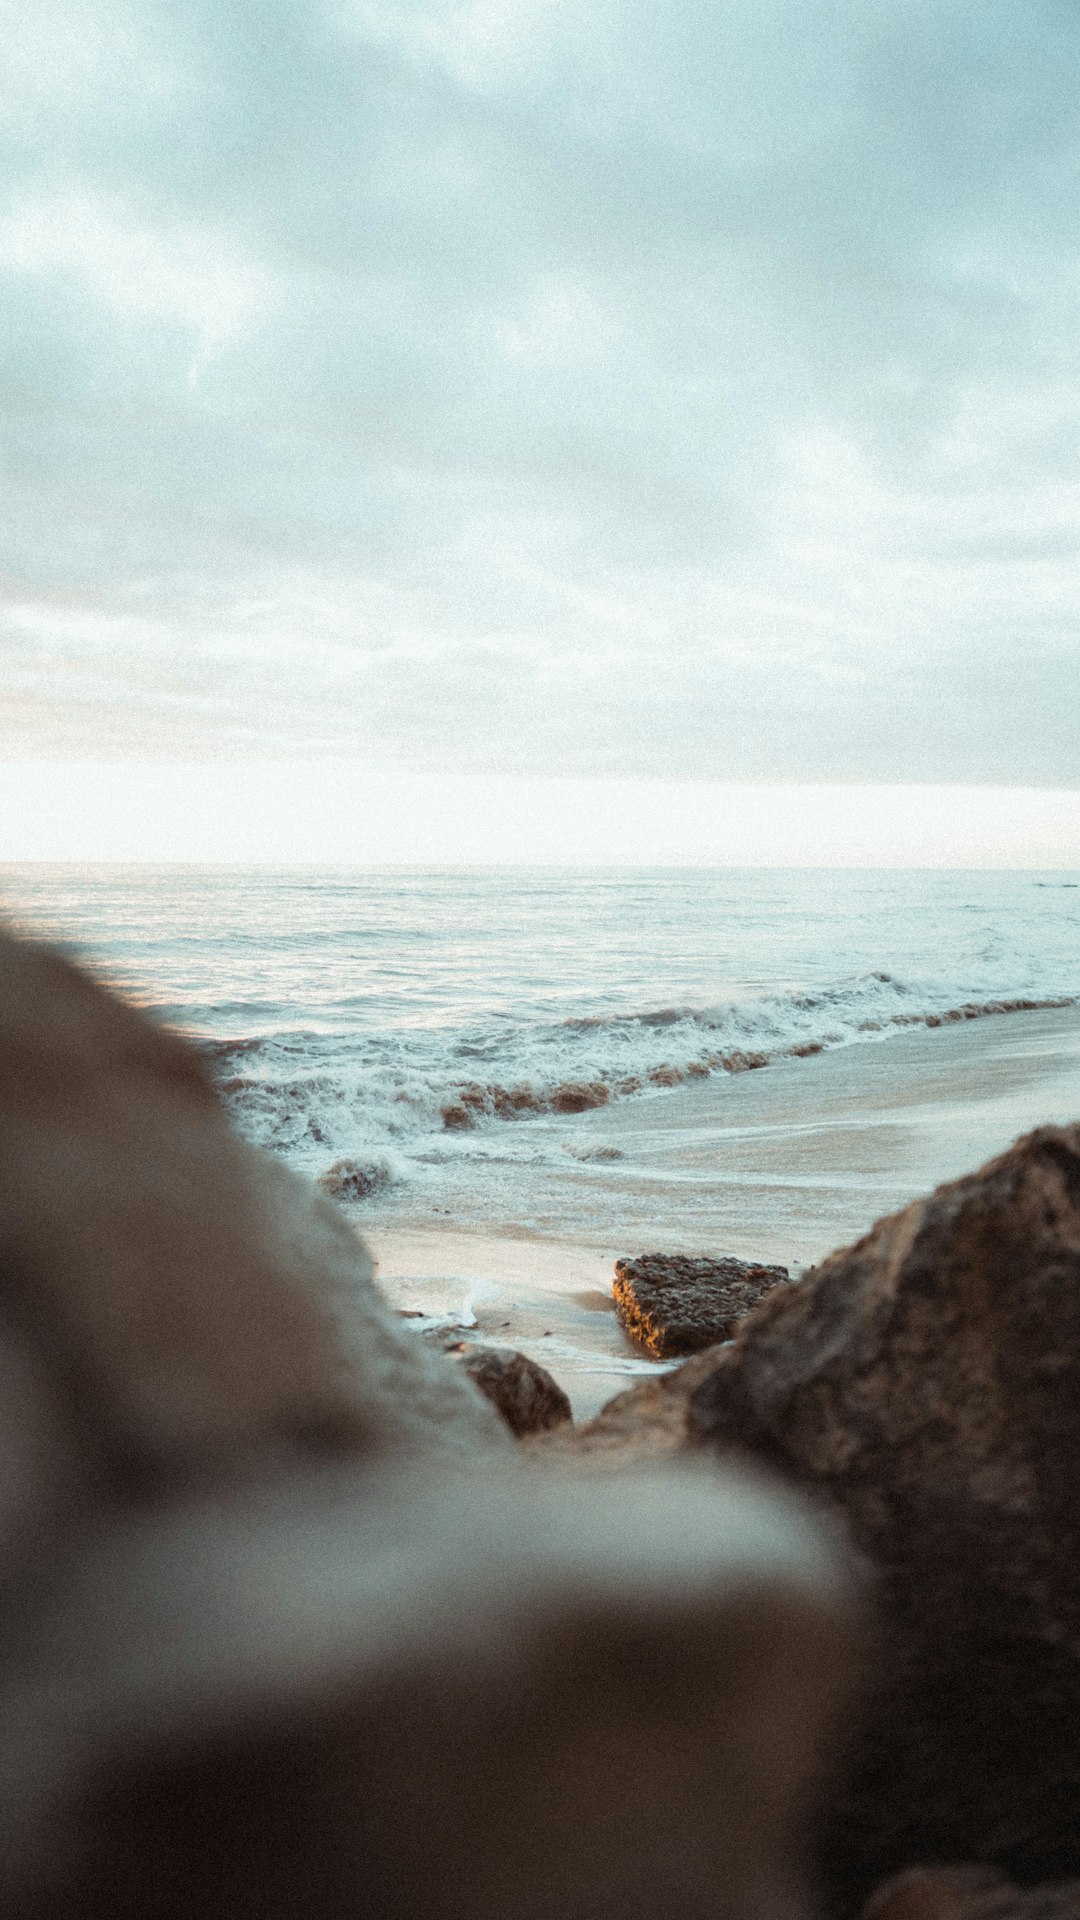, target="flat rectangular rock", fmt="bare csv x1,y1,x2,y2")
612,1254,793,1359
